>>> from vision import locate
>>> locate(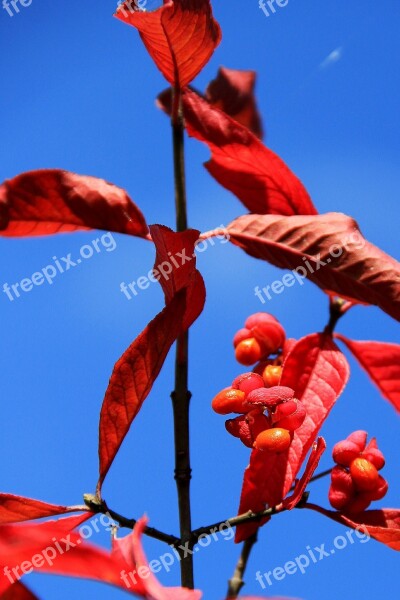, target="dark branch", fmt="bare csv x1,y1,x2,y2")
227,533,258,599
83,495,179,546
